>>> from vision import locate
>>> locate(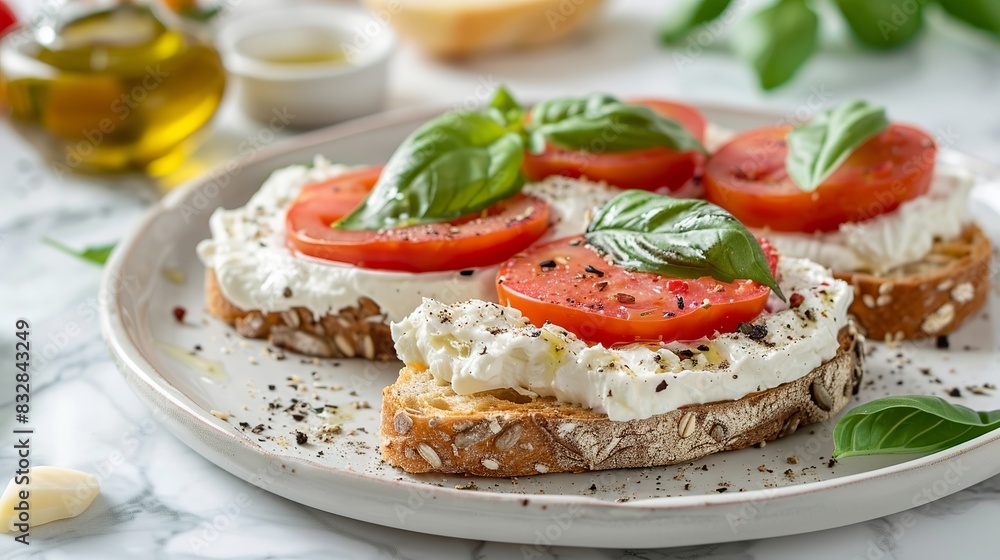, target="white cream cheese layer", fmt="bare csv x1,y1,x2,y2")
761,165,974,275
392,257,852,421
196,157,620,321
